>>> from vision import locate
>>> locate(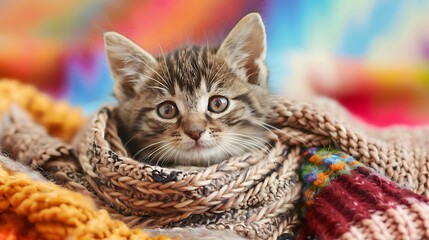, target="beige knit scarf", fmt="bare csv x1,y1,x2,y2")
1,97,429,240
